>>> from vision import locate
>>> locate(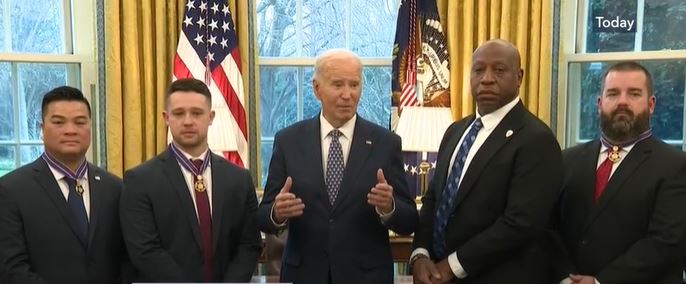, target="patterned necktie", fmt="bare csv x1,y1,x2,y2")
433,118,483,259
65,177,88,244
191,159,214,281
594,148,618,202
325,129,344,206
